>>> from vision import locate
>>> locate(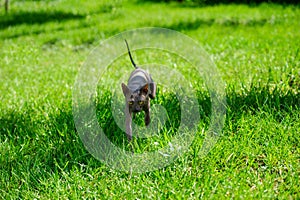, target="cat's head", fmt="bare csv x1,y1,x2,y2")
121,83,149,112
